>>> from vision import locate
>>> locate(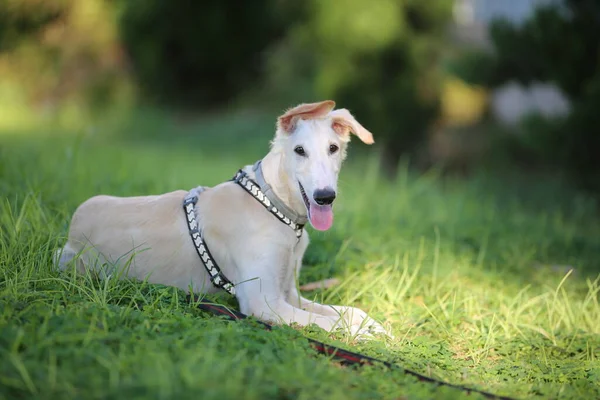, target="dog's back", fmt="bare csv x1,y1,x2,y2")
55,190,199,284
53,179,287,293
